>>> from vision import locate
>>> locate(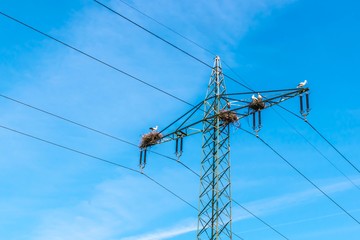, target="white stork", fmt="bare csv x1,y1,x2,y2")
149,125,158,131
257,93,263,101
252,94,258,102
297,79,308,88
